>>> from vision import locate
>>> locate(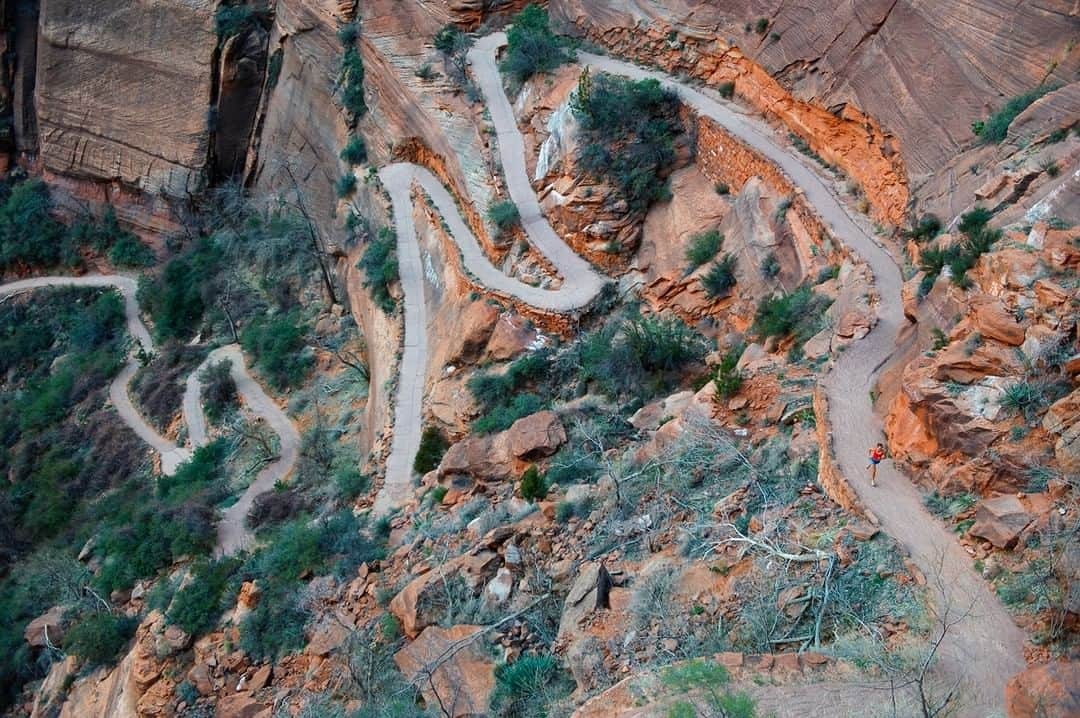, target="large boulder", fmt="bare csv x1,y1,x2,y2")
439,434,512,481
390,552,500,637
24,606,66,649
506,410,567,460
486,314,538,361
394,624,496,718
969,295,1025,346
969,495,1034,549
1005,661,1080,718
